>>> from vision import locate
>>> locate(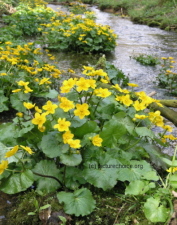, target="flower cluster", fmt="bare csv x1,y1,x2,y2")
0,42,61,112
40,11,117,52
